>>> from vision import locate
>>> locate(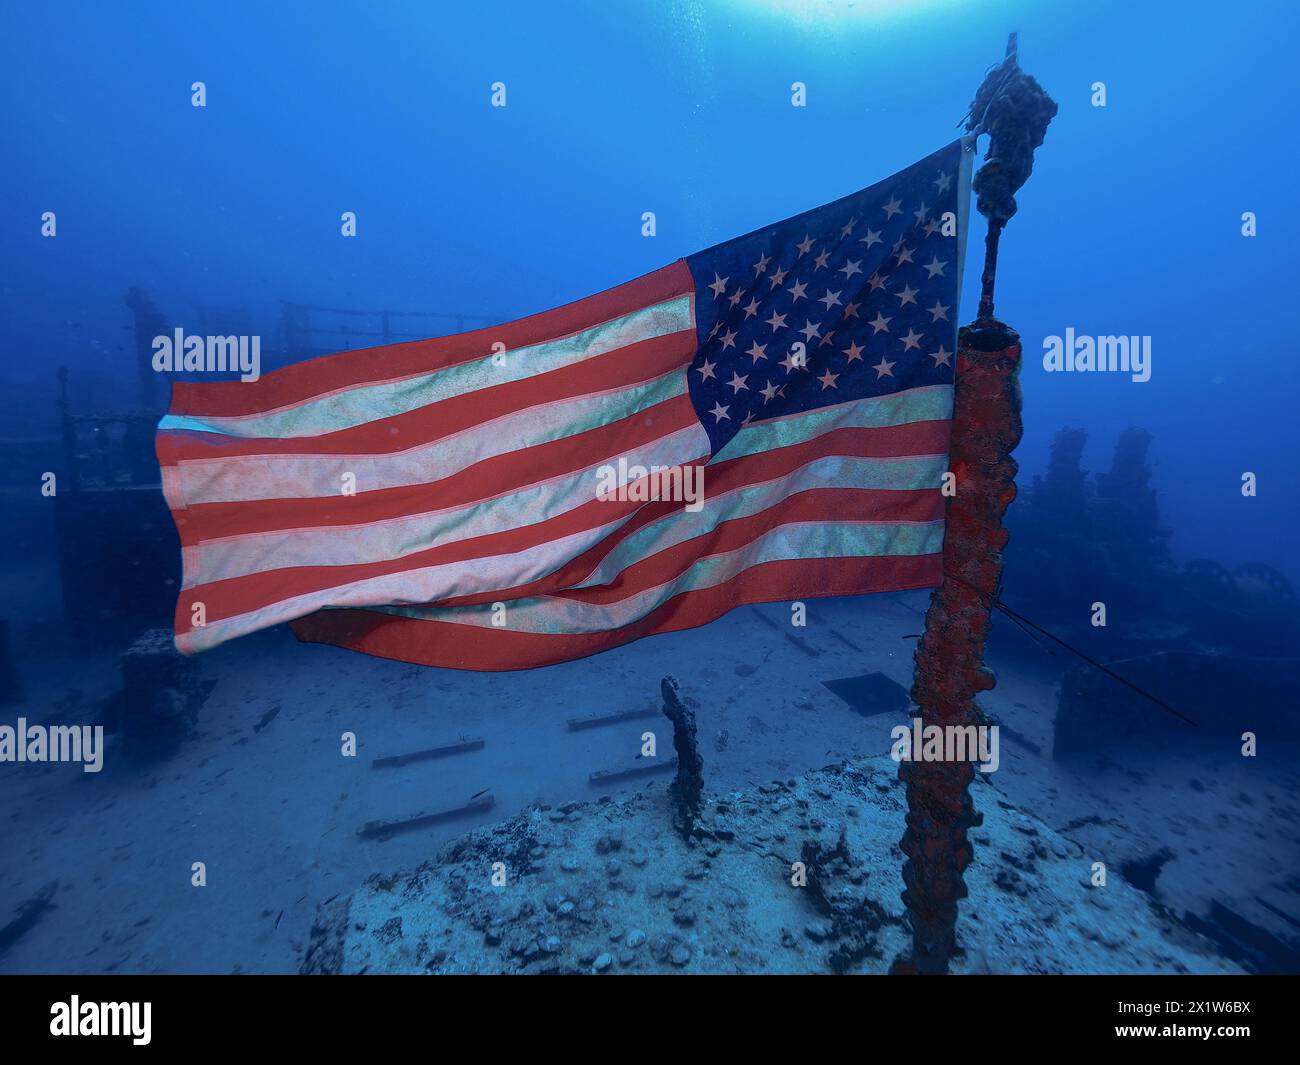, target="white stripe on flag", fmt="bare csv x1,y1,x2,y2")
159,295,694,439
370,517,945,634
183,420,711,587
169,369,689,505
